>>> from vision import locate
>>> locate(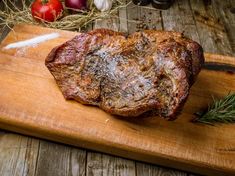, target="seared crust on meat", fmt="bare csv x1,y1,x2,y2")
45,29,204,119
